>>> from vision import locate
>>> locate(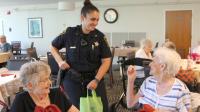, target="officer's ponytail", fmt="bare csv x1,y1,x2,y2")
81,0,99,17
